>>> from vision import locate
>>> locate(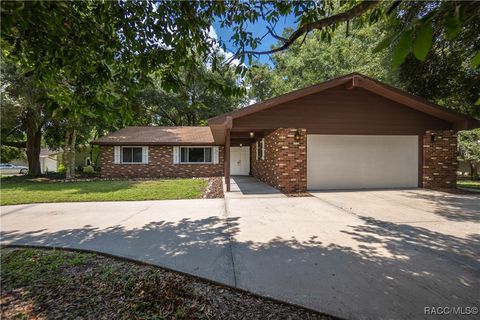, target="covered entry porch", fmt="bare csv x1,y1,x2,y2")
211,115,306,193
215,117,269,192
